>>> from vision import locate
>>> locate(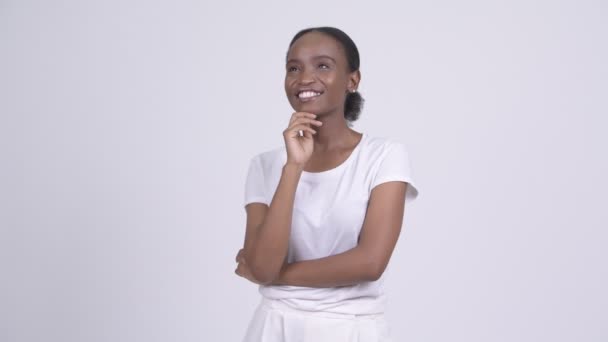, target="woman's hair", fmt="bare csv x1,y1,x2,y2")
287,27,364,125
